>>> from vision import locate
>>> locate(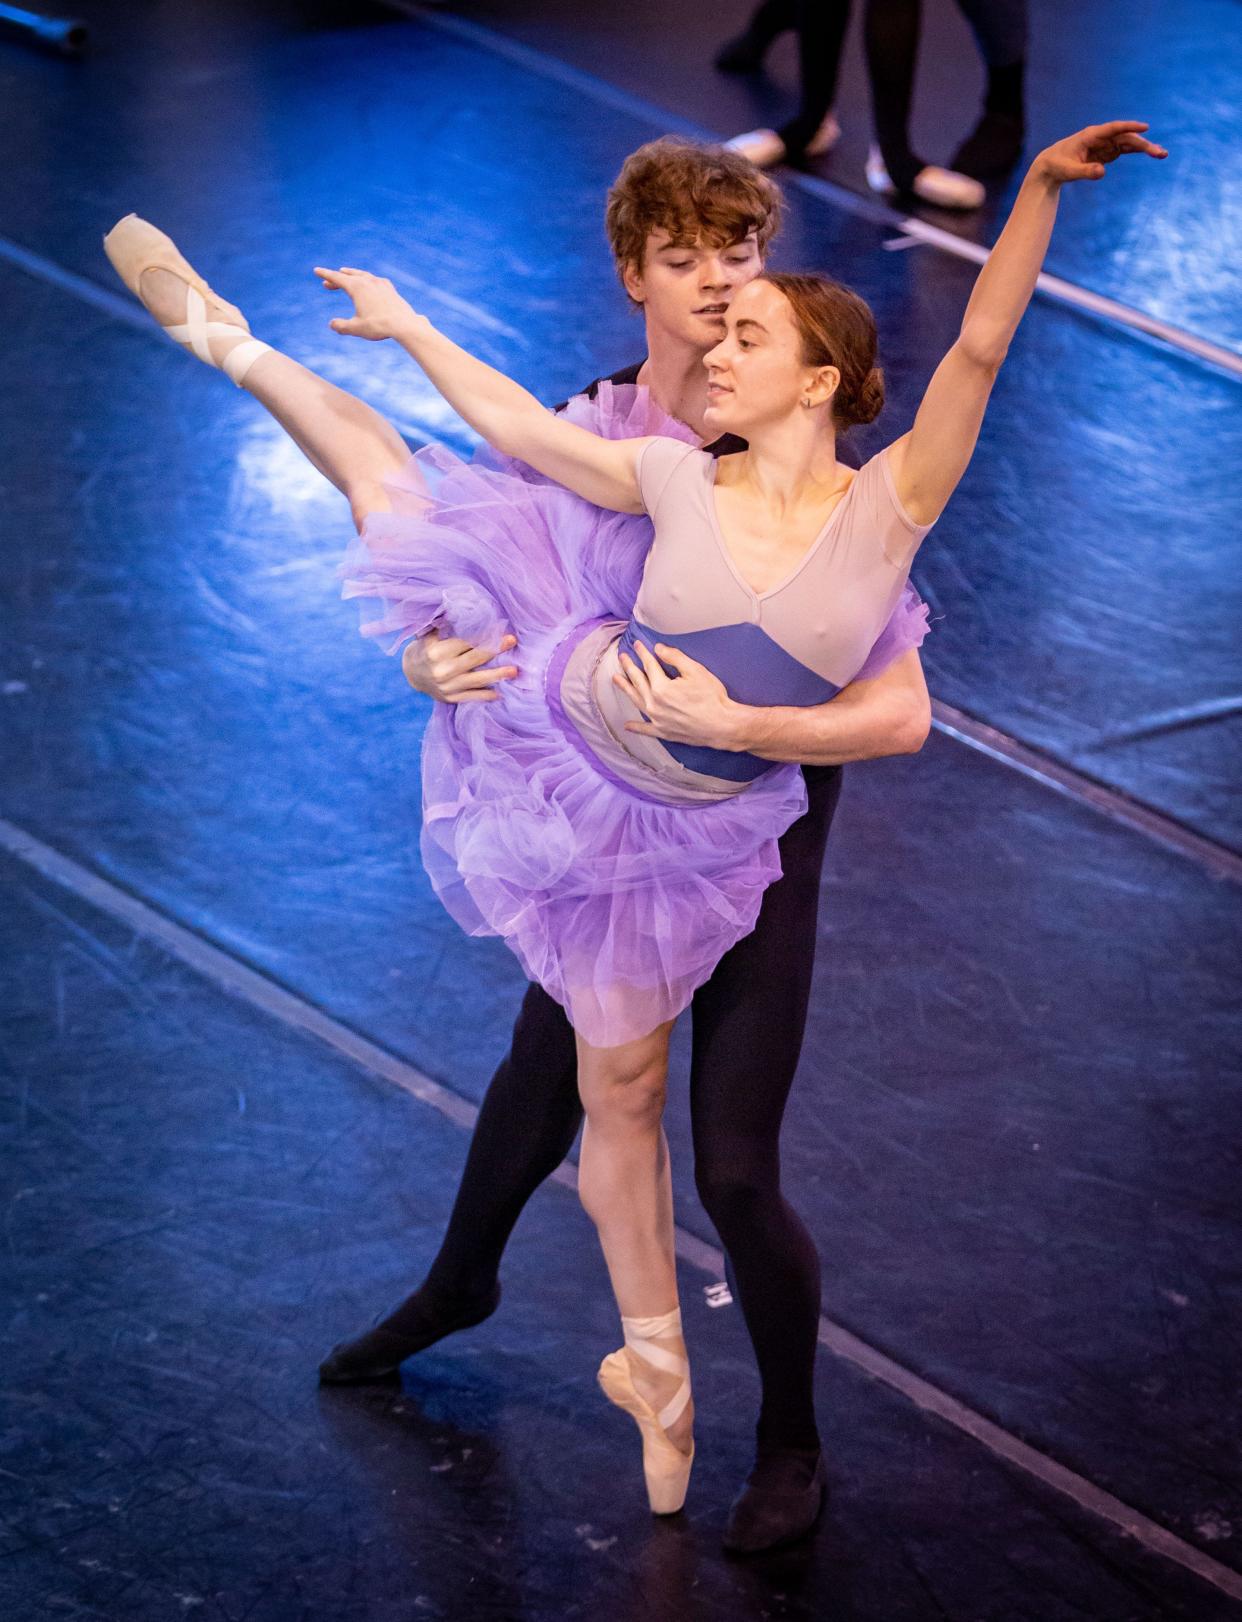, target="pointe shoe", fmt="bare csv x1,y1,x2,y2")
597,1307,694,1515
102,213,273,387
865,145,986,211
